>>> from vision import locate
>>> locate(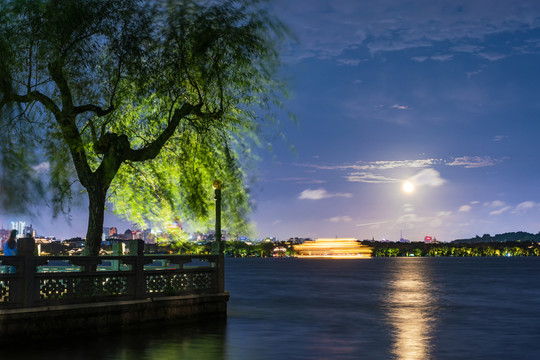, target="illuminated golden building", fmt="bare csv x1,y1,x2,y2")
293,238,372,258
